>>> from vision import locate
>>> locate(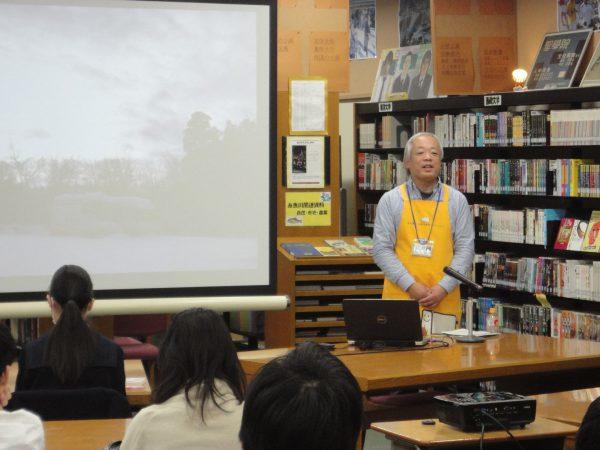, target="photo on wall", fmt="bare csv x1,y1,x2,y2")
371,44,433,102
526,30,591,90
558,0,600,31
350,0,376,59
398,0,431,47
